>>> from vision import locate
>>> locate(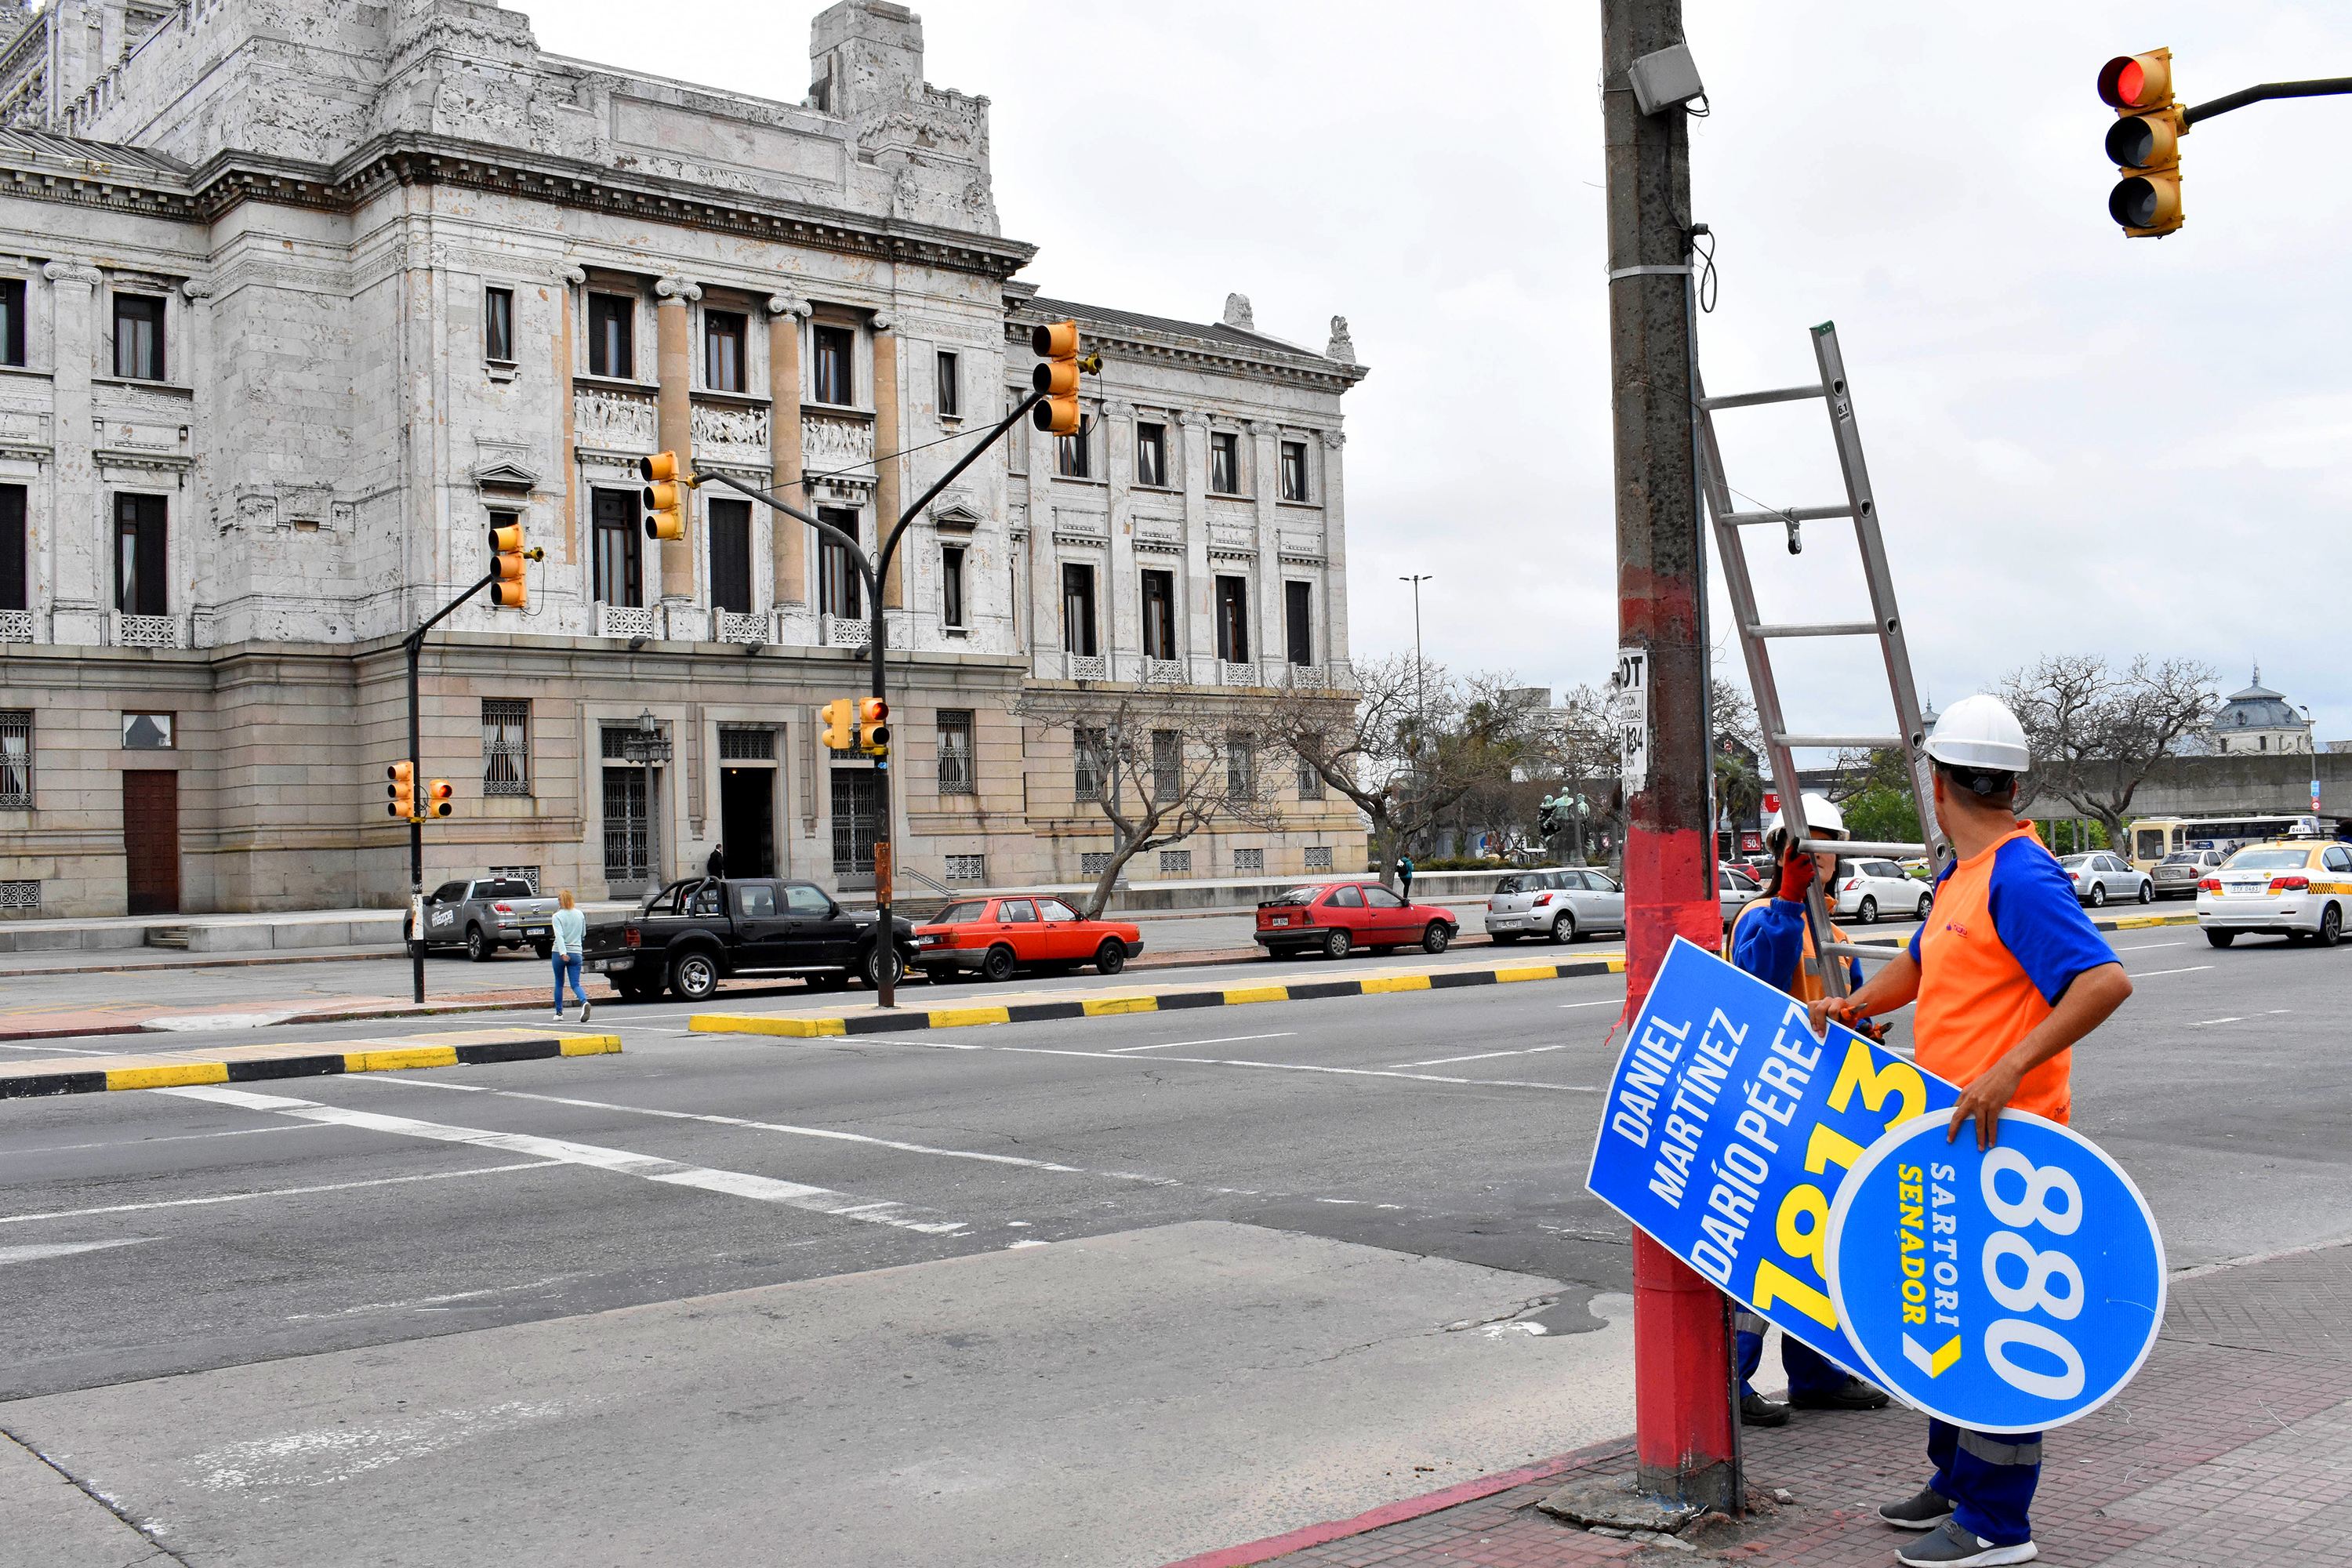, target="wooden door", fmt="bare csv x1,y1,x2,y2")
123,770,180,915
